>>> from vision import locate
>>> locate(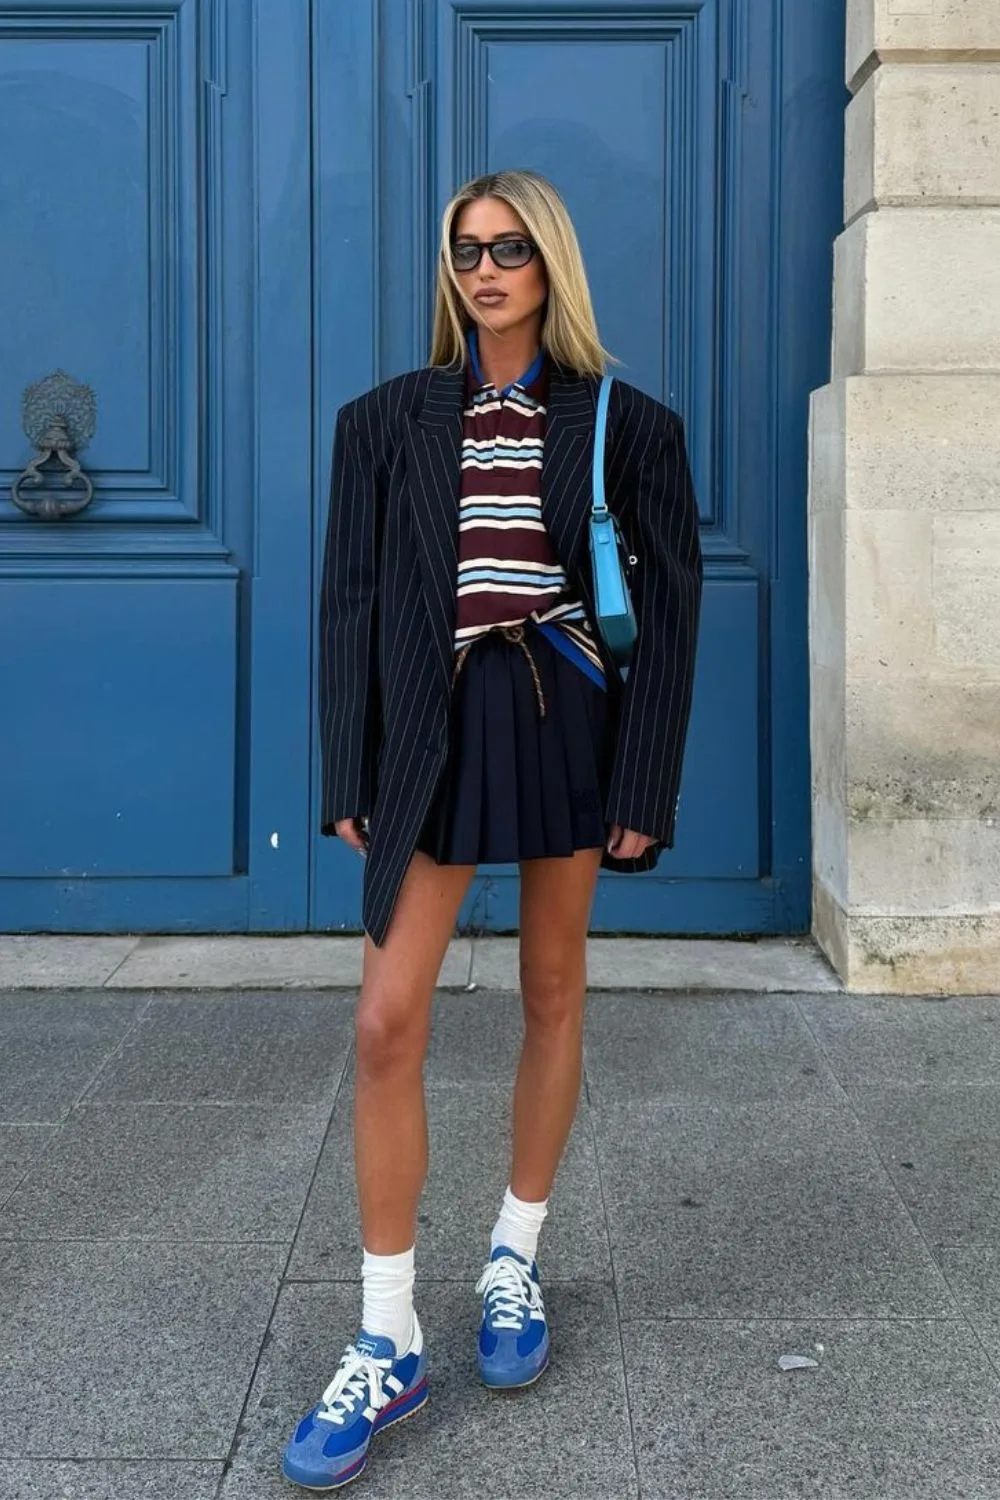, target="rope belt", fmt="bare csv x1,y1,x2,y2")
452,622,547,718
